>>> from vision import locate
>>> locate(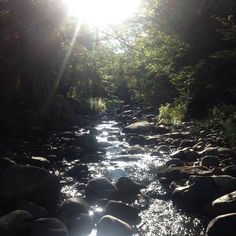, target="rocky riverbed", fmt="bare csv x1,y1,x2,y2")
0,103,236,236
